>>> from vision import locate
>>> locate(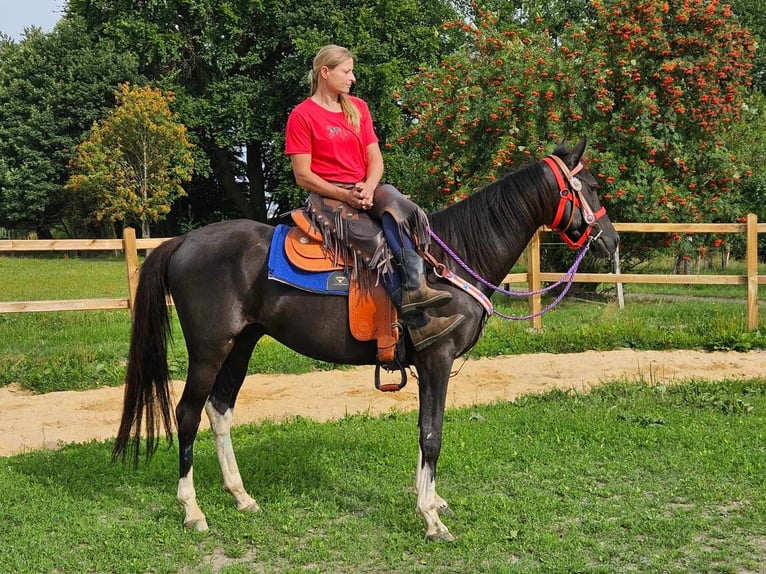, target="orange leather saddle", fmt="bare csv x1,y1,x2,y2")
286,210,400,371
